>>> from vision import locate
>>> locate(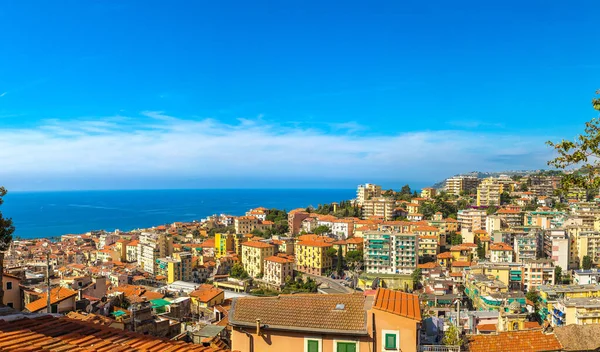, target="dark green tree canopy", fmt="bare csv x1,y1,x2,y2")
0,187,15,252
